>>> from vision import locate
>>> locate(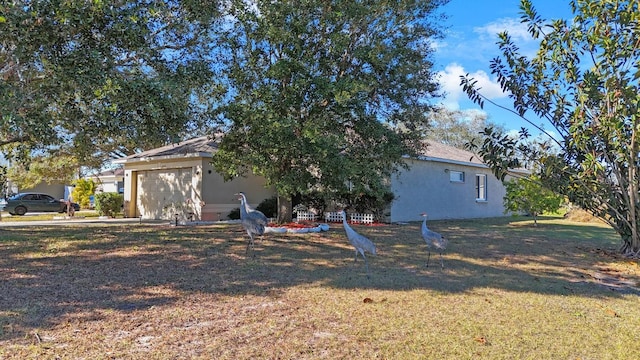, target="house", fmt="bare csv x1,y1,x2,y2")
91,168,125,193
17,182,66,200
115,136,519,222
389,141,523,222
113,135,275,221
